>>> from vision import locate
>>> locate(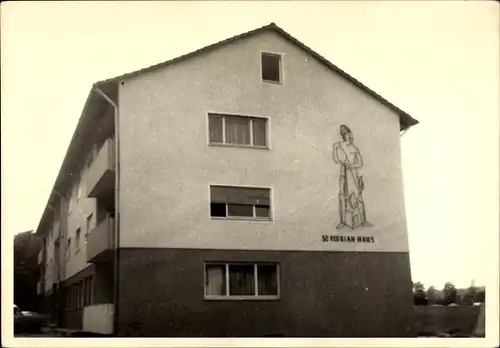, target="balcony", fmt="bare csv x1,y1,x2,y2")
87,138,115,198
83,303,114,335
87,216,114,263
